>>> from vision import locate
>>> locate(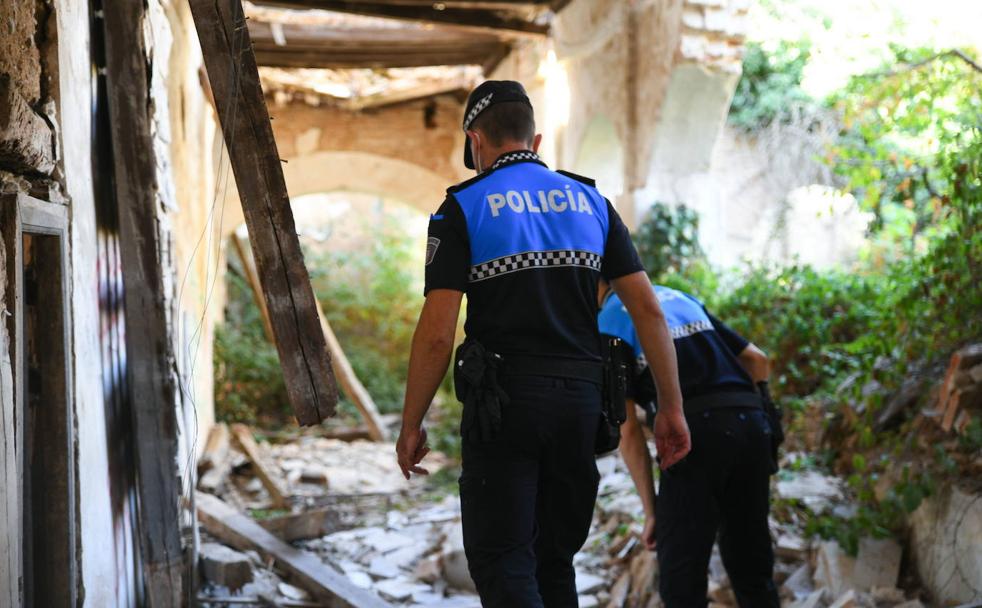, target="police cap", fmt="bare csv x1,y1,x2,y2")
461,80,533,170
